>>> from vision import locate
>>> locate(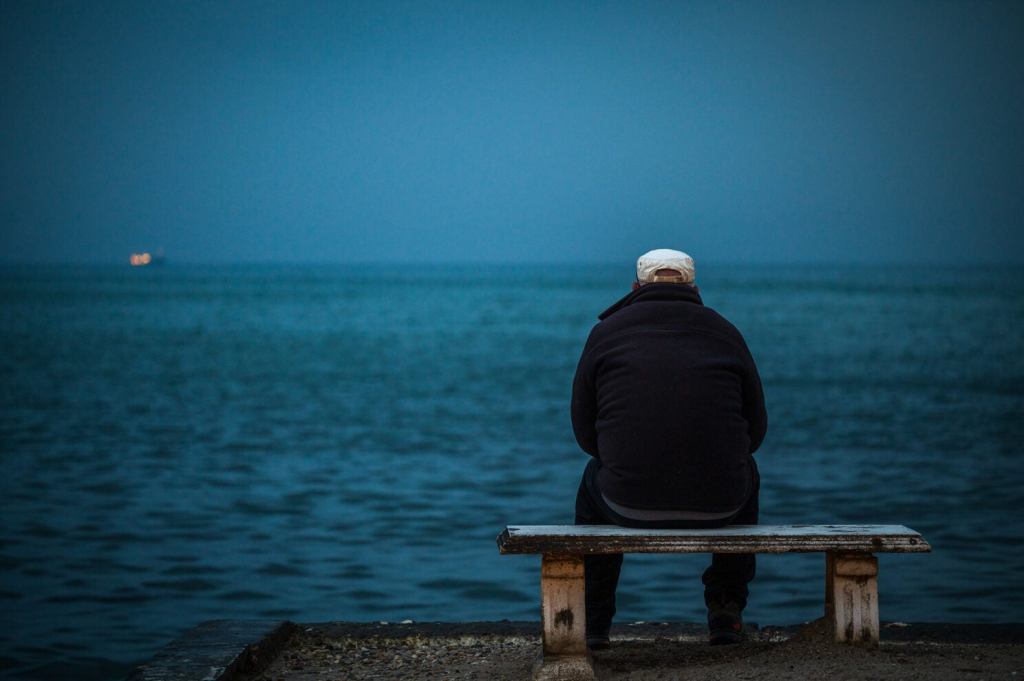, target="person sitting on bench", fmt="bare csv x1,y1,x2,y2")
570,248,768,648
